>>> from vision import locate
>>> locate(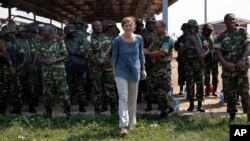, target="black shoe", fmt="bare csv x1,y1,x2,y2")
65,107,71,119
178,92,183,95
79,104,86,113
159,107,174,119
212,93,218,97
94,105,101,115
10,108,22,115
100,104,108,112
197,101,205,112
187,100,194,112
44,108,52,119
29,106,37,113
145,101,152,112
229,113,236,122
